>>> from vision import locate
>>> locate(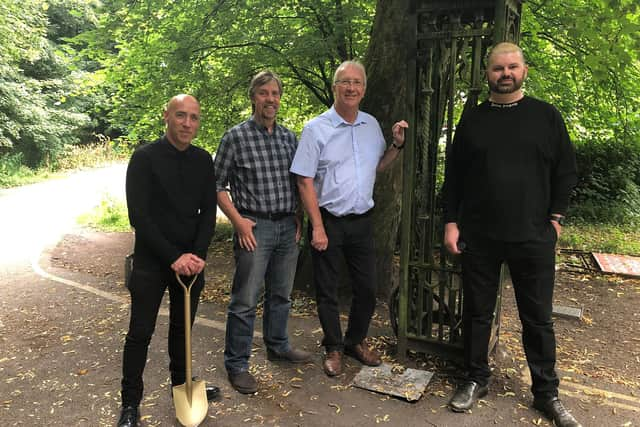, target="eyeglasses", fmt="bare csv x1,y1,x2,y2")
335,79,364,88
